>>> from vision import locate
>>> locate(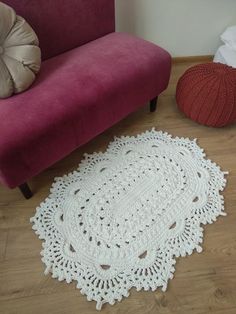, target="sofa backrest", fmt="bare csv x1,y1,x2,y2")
3,0,115,60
